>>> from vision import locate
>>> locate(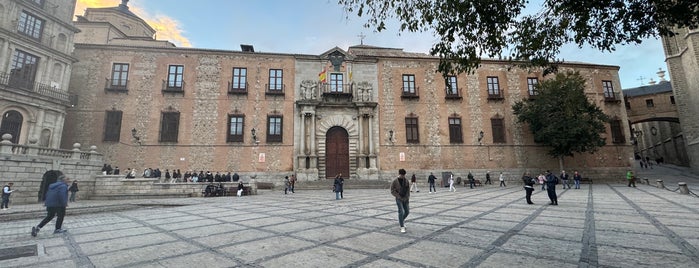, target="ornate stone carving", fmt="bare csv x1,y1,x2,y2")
300,80,318,100
356,81,373,101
